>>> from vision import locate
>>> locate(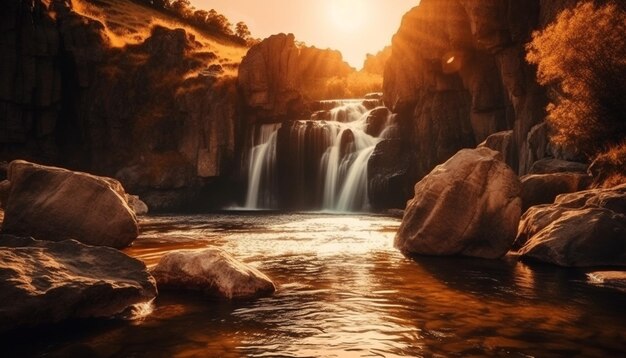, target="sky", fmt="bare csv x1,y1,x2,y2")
191,0,419,69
